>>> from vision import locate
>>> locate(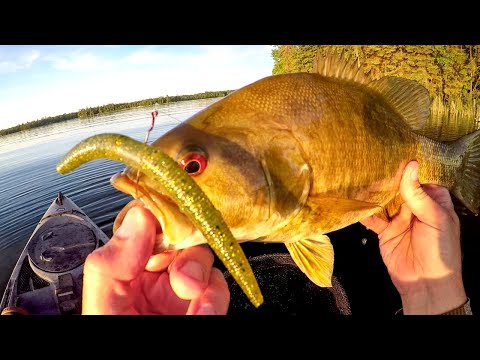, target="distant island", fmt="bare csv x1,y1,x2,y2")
0,90,235,137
